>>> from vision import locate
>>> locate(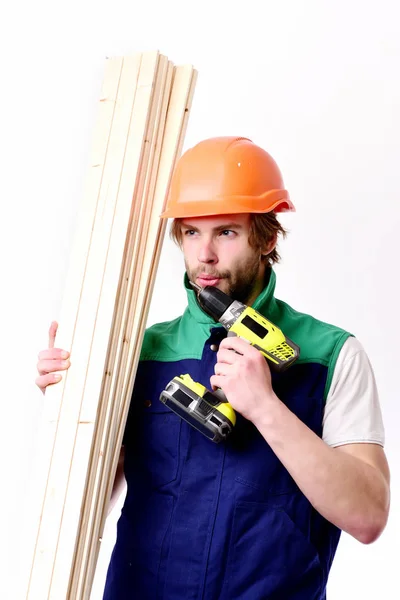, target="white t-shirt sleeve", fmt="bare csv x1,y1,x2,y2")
322,337,385,448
